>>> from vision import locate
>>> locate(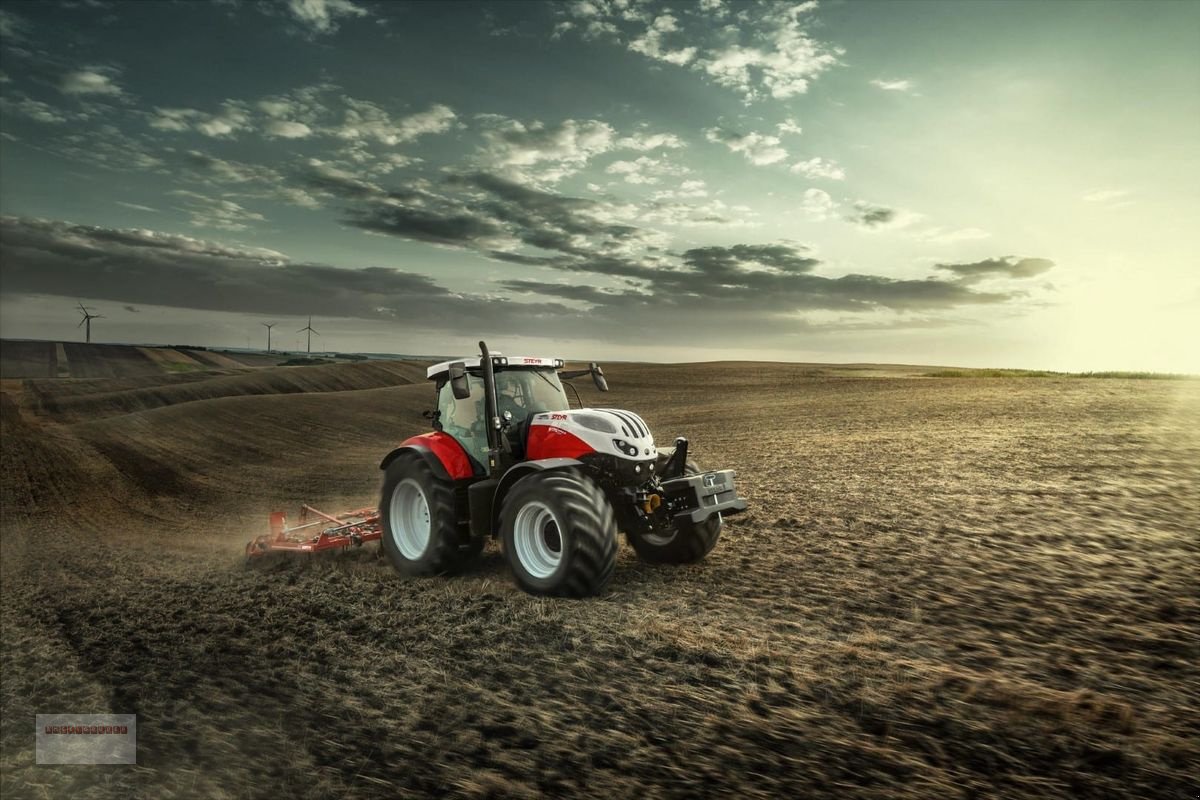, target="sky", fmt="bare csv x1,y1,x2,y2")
0,0,1197,370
